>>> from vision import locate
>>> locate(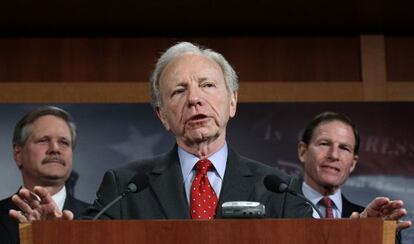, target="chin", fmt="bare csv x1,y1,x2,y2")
45,175,66,180
188,136,210,144
320,178,340,187
187,131,214,141
42,172,68,180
